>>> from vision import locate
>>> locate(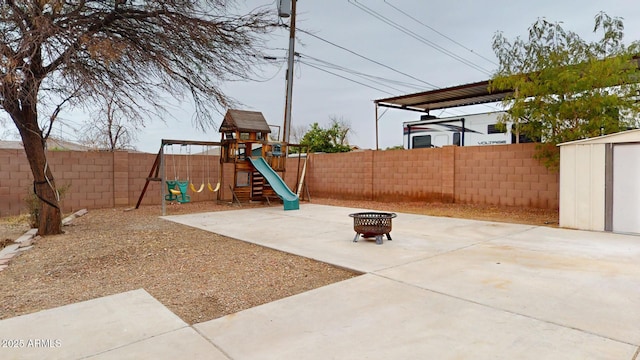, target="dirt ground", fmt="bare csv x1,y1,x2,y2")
0,199,558,325
314,198,559,227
